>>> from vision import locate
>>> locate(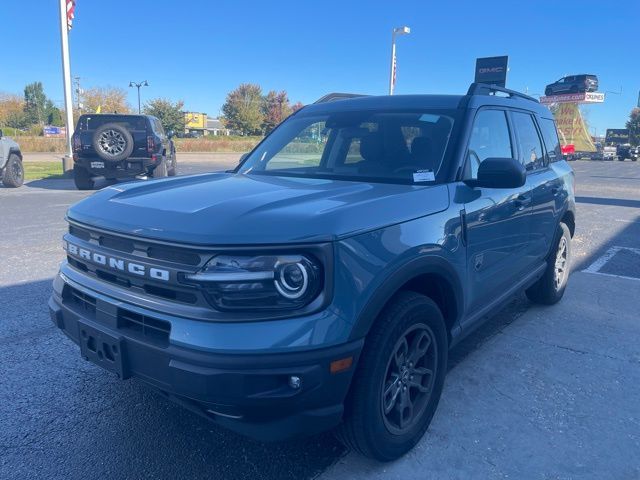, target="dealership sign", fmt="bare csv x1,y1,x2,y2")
540,92,605,105
605,129,630,144
43,125,66,138
474,56,508,87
